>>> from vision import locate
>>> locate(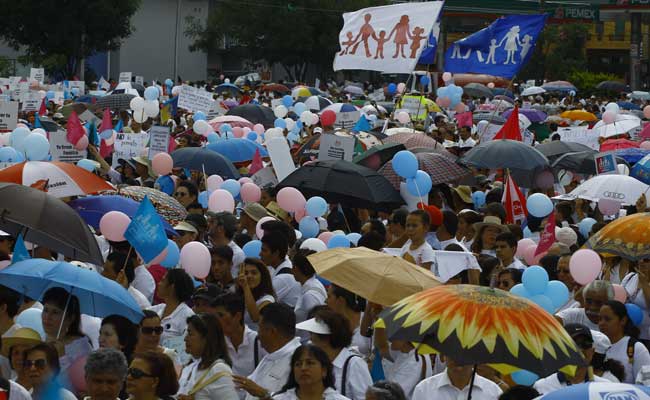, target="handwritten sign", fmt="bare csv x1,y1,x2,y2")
0,102,18,131
30,68,45,83
119,72,132,83
556,126,599,150
49,129,86,163
111,132,149,168
148,125,170,158
318,134,355,162
177,85,215,113
21,91,41,112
